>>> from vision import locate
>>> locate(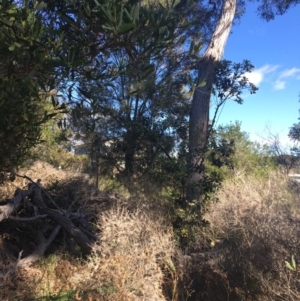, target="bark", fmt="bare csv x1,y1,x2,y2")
187,0,237,202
